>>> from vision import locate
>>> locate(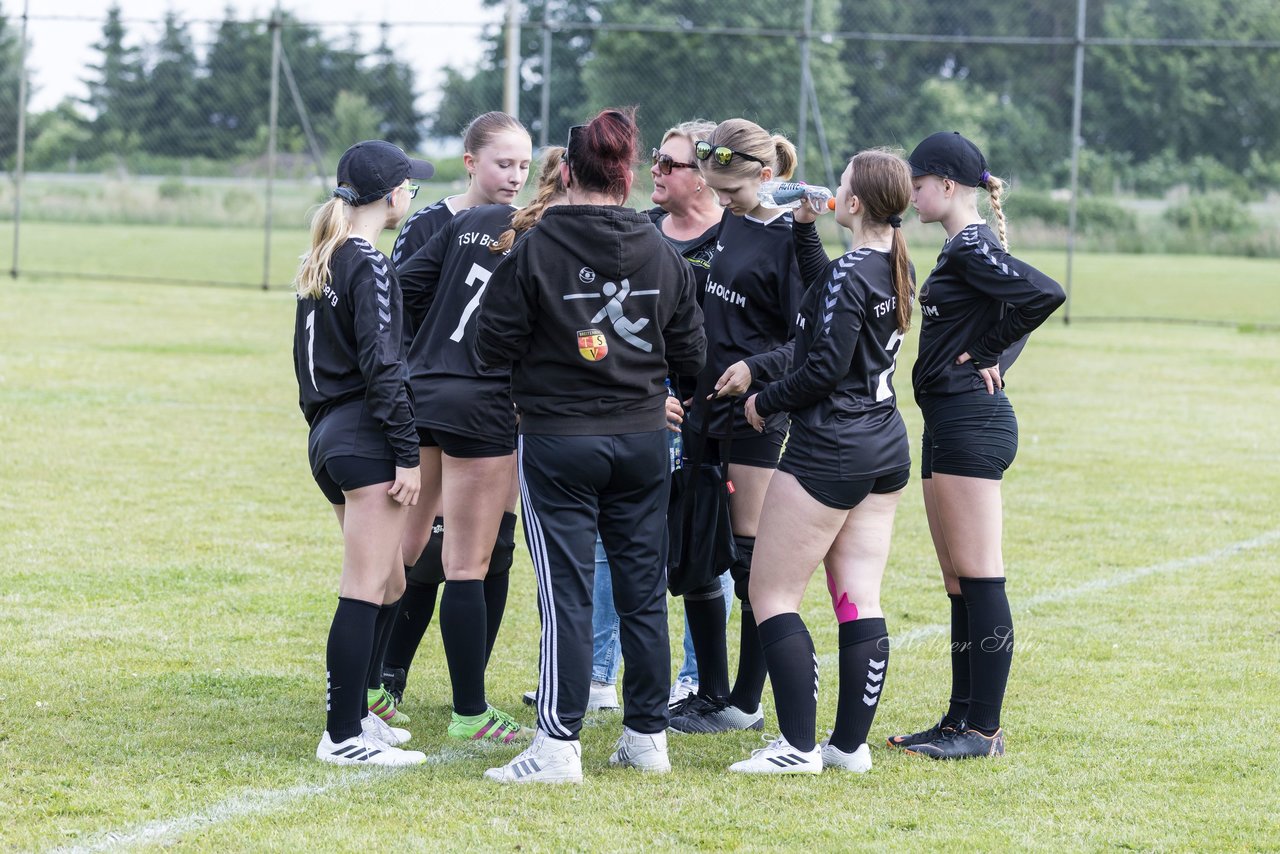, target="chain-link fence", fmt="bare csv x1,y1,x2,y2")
3,1,1278,325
